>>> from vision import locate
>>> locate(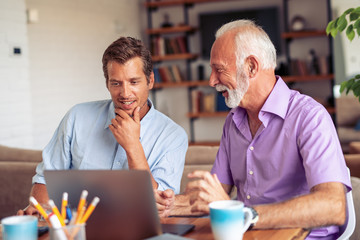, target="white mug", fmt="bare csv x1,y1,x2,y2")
209,200,253,240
